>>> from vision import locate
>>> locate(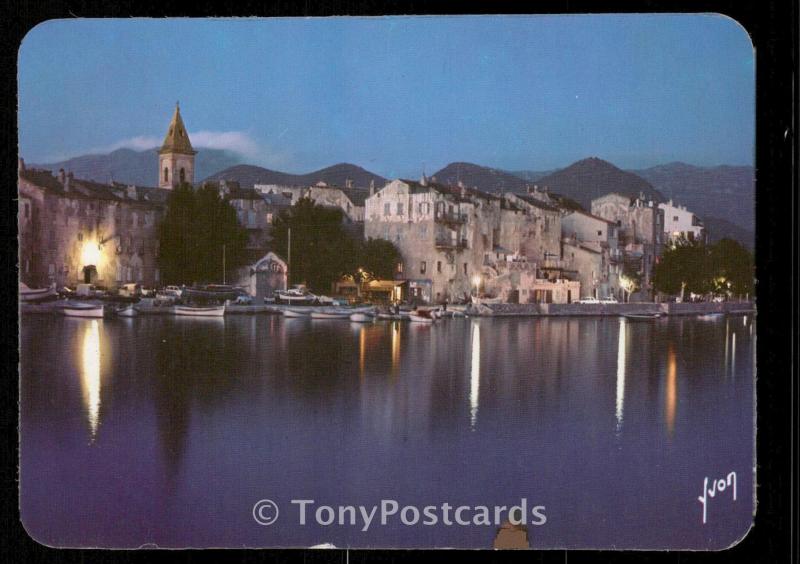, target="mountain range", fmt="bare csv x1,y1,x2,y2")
27,149,754,248
202,163,386,189
30,147,242,187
